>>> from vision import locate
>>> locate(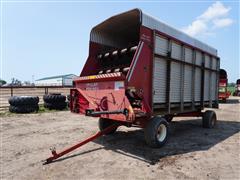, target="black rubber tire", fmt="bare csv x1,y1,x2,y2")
9,105,39,113
98,118,118,135
144,117,169,148
202,110,217,128
8,96,39,106
164,115,173,122
44,102,67,110
43,94,66,103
